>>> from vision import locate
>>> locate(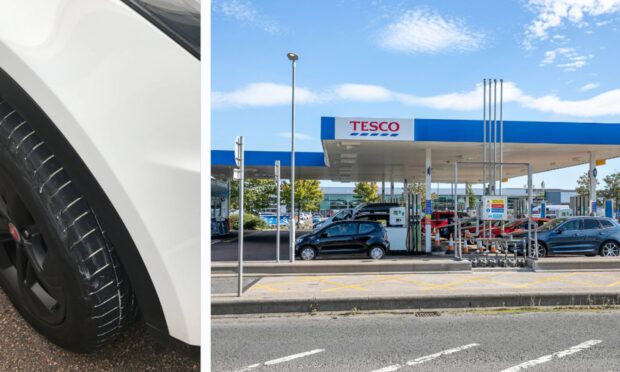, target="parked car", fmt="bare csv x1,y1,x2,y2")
426,211,470,229
295,221,390,260
509,217,620,257
470,217,550,238
356,202,400,215
313,208,354,230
